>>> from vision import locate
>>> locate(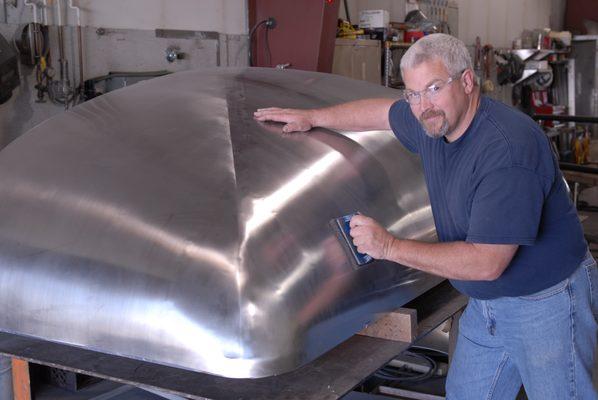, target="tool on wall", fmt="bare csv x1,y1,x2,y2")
17,0,51,102
0,32,20,104
18,0,85,107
